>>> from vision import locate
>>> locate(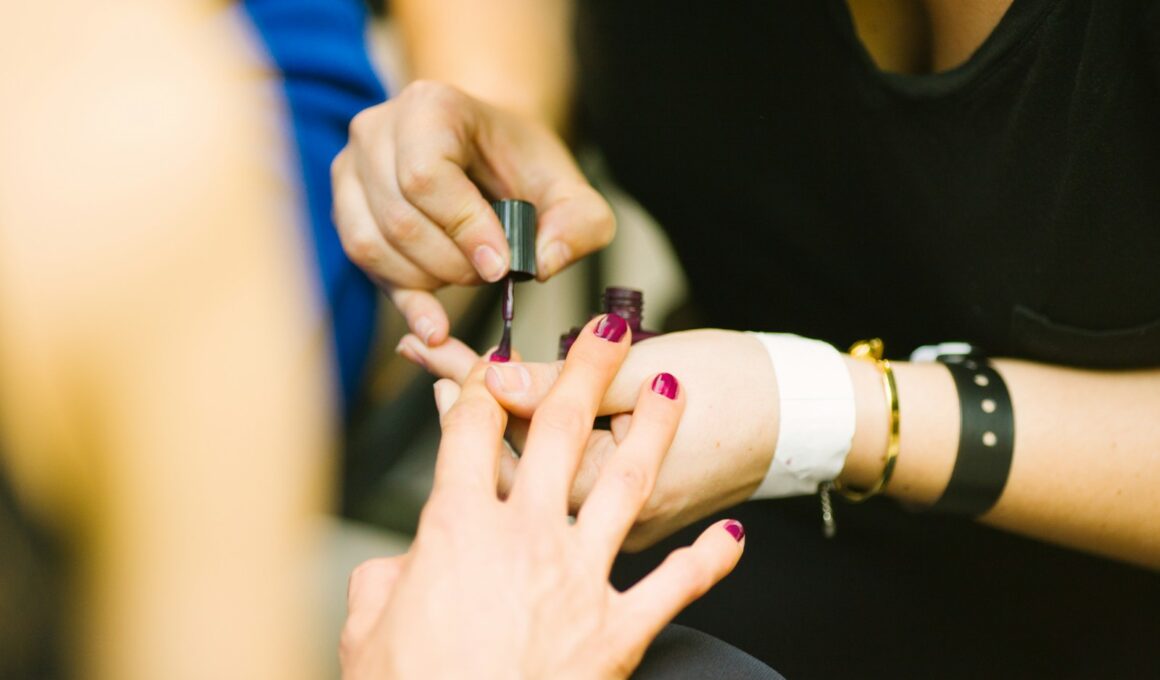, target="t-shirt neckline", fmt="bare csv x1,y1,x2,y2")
824,0,1061,100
